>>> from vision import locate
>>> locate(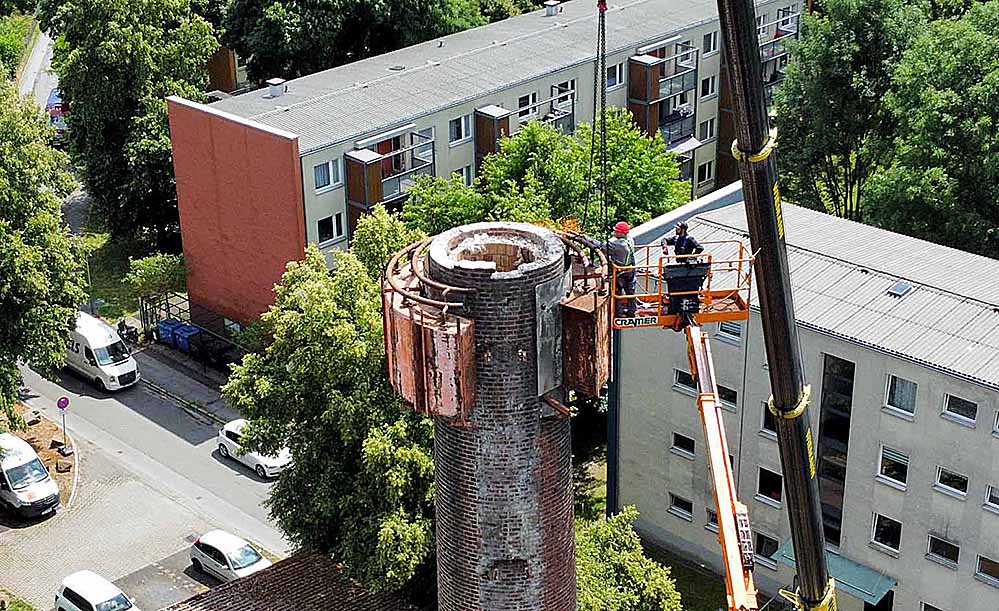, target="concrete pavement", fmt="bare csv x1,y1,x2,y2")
17,29,54,109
